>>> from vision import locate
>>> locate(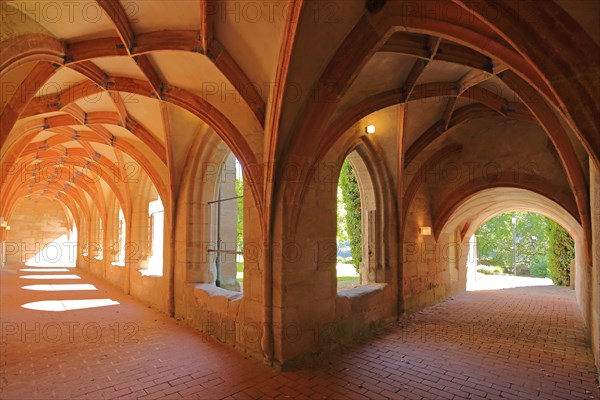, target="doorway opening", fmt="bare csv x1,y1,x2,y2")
468,211,573,291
